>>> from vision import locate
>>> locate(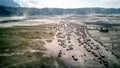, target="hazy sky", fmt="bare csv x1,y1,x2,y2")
14,0,120,8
